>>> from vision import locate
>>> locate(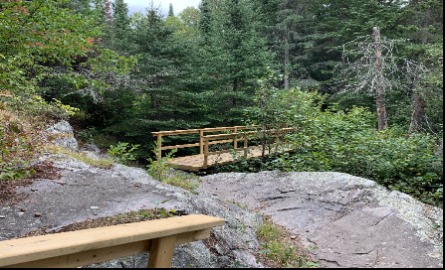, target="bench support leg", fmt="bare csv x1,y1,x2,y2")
148,236,177,268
